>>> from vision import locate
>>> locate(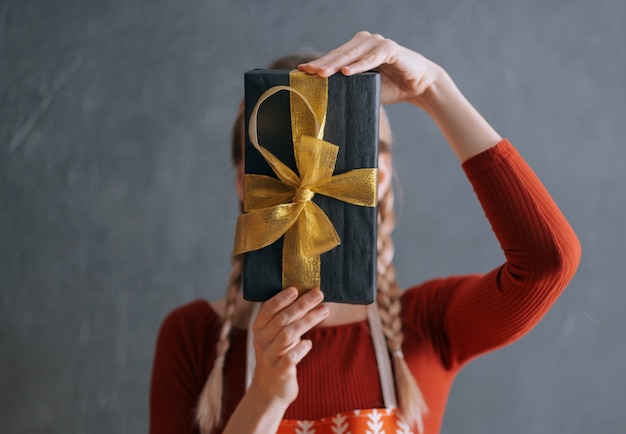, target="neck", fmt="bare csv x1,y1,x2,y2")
318,302,368,327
